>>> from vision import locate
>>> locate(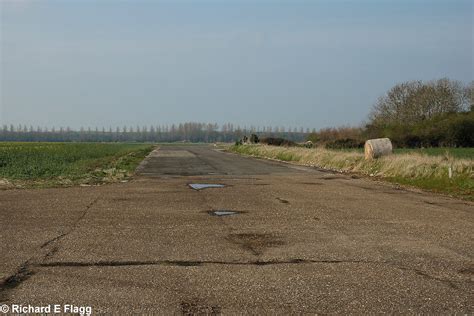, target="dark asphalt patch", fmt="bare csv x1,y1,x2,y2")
44,246,59,259
0,263,34,303
226,233,285,256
